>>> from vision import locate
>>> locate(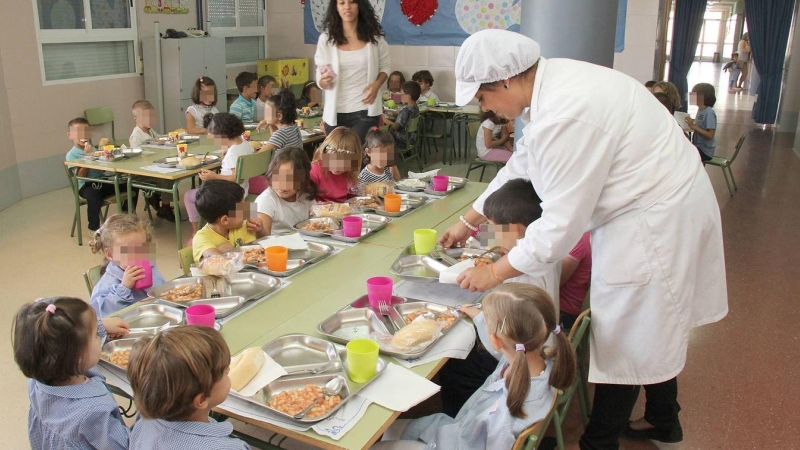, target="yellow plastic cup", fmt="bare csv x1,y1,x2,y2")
414,228,437,255
346,339,379,383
